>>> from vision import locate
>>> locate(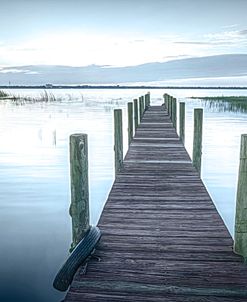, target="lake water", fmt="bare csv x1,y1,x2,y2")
0,88,247,302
